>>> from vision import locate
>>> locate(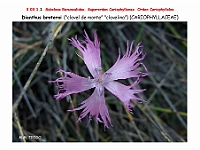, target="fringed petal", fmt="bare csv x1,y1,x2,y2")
68,30,102,78
49,69,95,100
104,41,148,82
104,81,146,113
68,87,113,129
